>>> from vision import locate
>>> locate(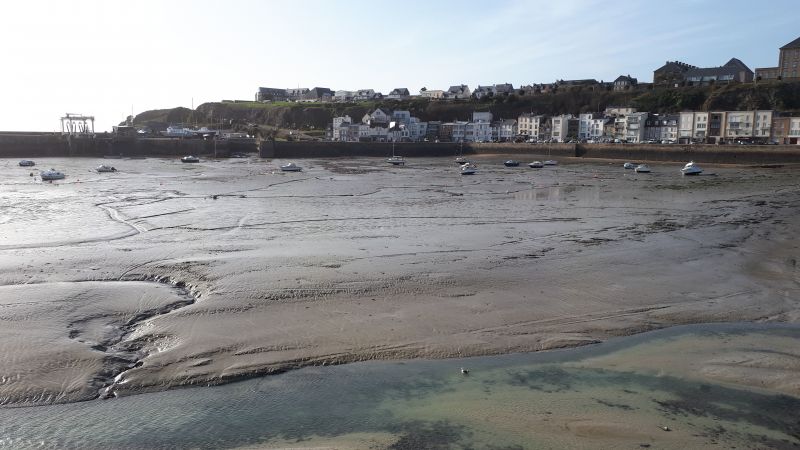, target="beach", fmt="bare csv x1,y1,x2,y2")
1,155,799,407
